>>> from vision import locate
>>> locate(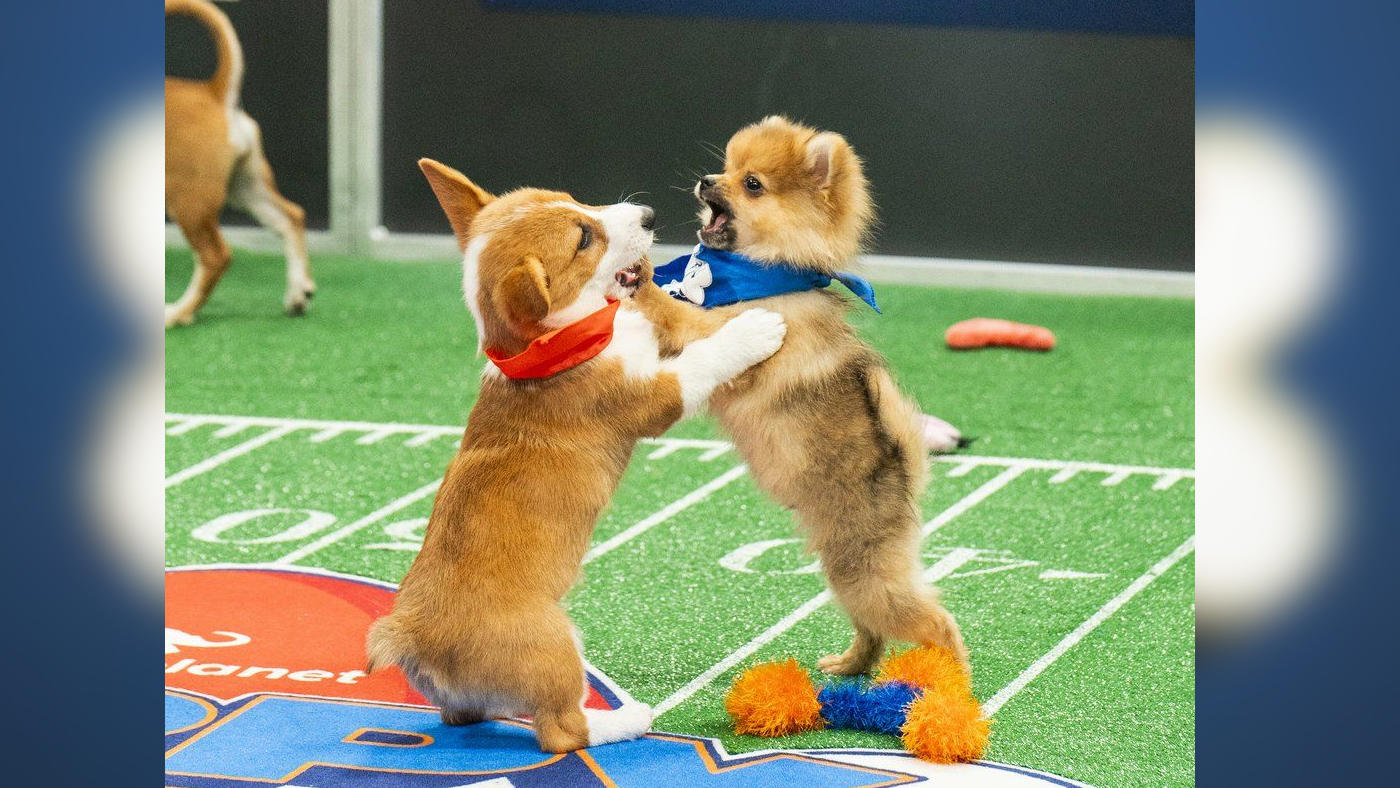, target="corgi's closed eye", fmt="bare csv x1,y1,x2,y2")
577,225,593,252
